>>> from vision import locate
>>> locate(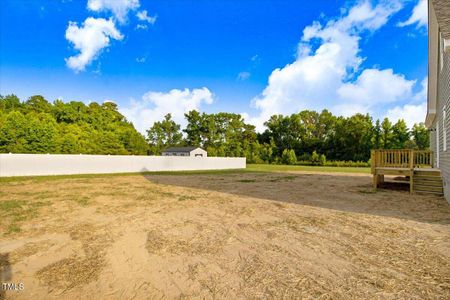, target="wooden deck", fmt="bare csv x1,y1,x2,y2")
371,150,442,195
